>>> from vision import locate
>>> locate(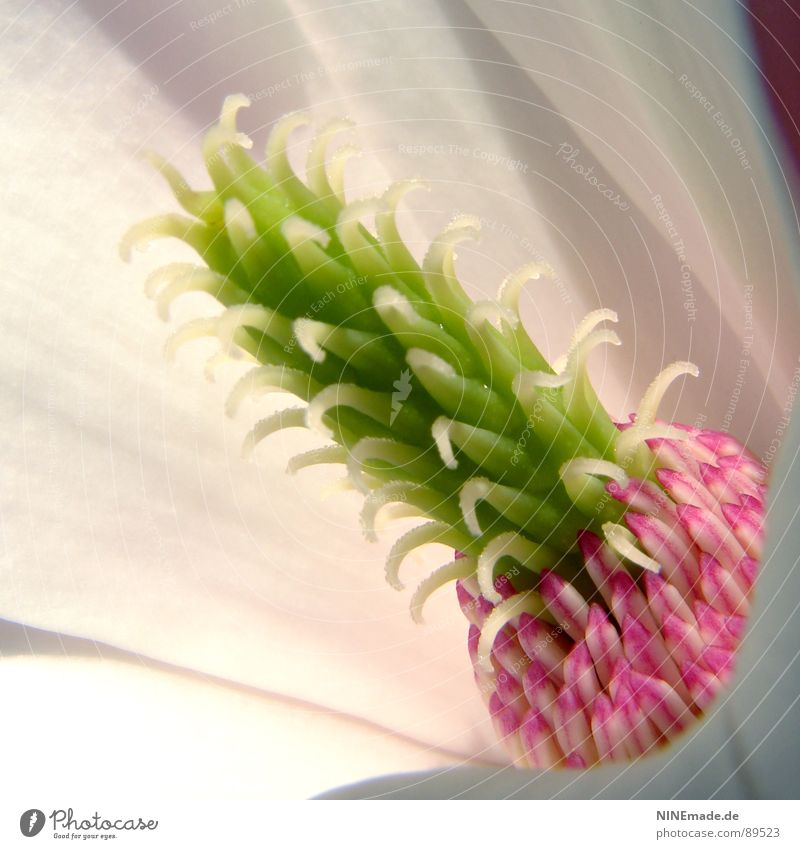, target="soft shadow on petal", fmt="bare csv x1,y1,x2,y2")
0,0,506,773
0,633,468,800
